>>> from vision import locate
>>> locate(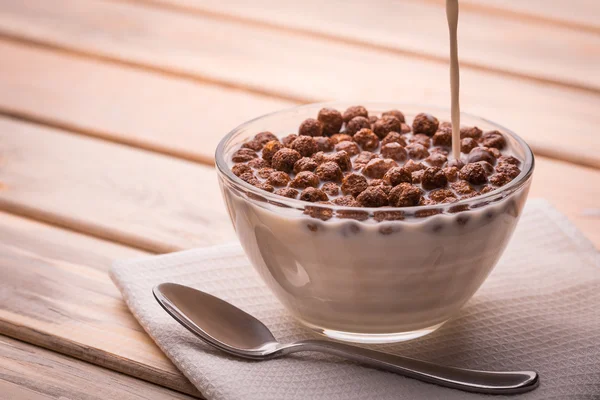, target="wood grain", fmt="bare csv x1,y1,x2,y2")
457,0,600,34
0,0,598,168
0,39,293,164
131,0,600,92
0,212,201,396
0,336,196,399
0,116,234,253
